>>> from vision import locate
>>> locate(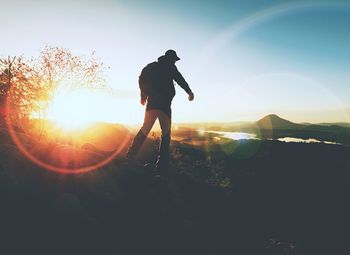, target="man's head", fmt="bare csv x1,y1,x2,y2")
164,49,180,62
